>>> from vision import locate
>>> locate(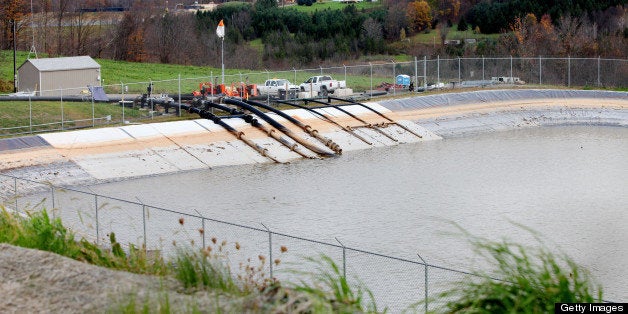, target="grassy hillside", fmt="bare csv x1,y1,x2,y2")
287,1,381,13
409,25,501,45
